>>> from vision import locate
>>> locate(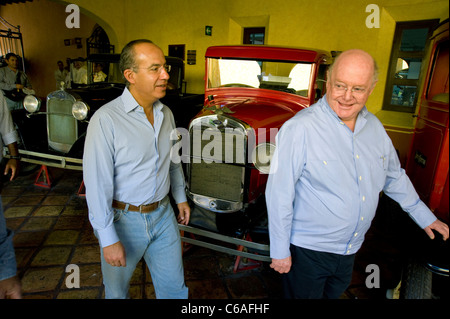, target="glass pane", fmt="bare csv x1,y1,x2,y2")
390,85,417,106
400,28,428,51
394,58,422,80
427,41,450,101
249,33,265,44
207,57,312,96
